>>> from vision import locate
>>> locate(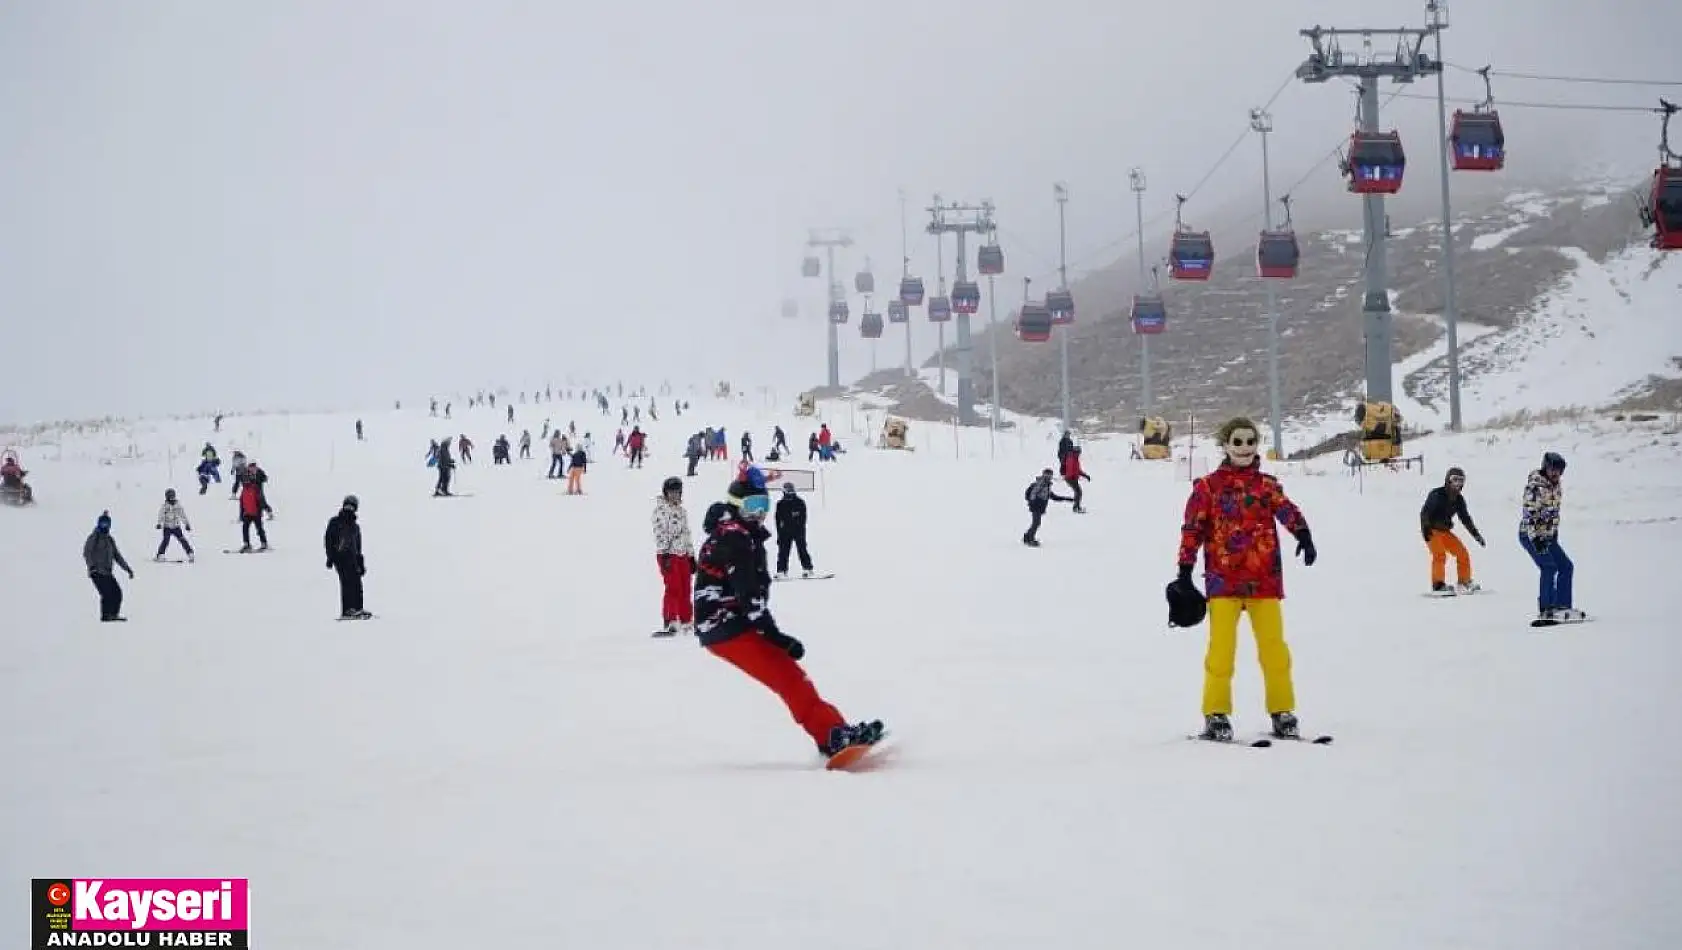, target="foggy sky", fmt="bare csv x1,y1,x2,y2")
2,0,1673,423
